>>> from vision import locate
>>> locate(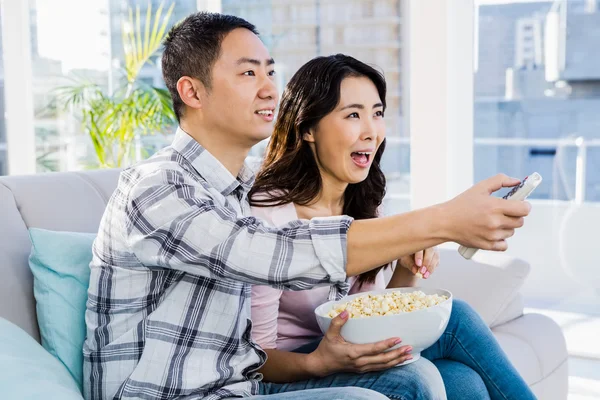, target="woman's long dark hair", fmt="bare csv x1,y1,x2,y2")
249,54,388,284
